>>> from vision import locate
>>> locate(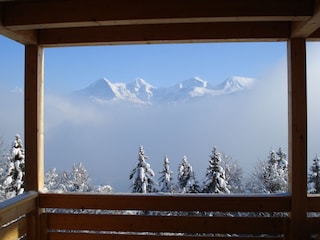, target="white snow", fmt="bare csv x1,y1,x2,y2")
74,76,256,105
